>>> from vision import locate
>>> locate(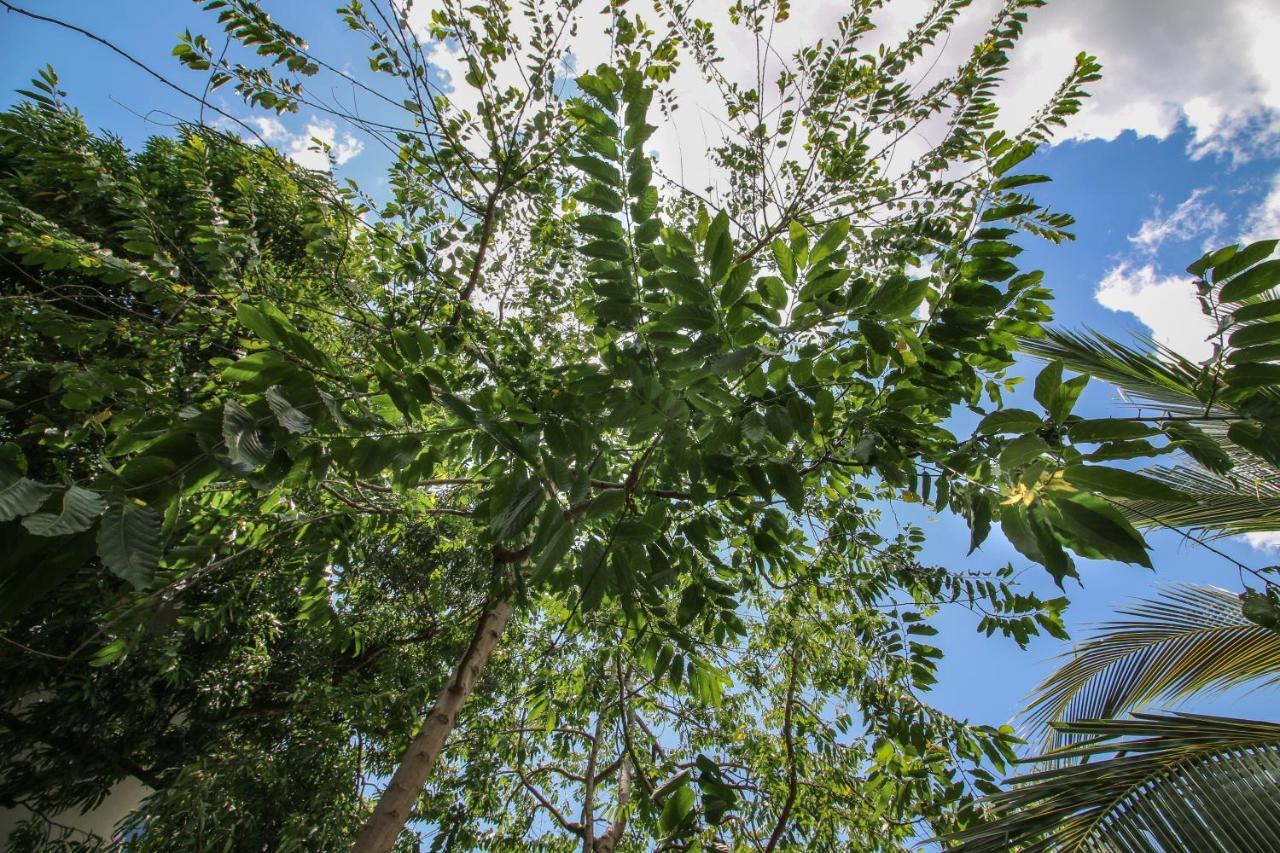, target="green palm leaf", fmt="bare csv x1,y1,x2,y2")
1122,460,1280,539
1019,329,1217,415
1022,585,1280,752
940,712,1280,852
